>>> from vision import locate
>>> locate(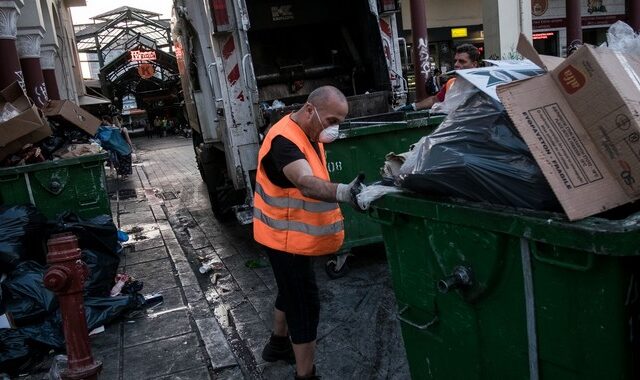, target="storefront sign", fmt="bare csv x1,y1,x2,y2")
451,27,468,38
533,32,555,40
130,50,157,61
138,63,155,79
